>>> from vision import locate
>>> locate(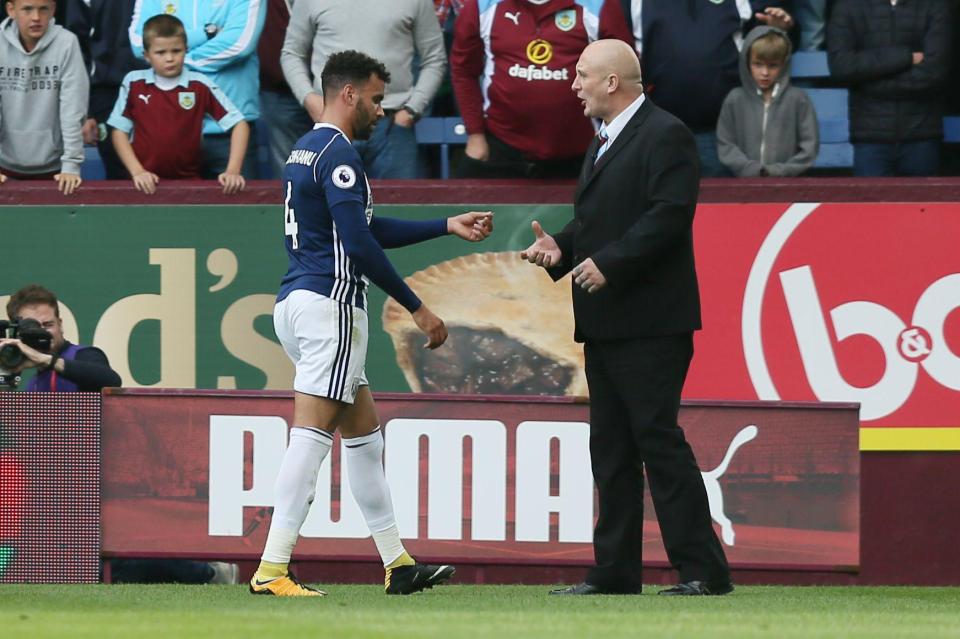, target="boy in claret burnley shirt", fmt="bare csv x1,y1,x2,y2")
108,14,249,194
